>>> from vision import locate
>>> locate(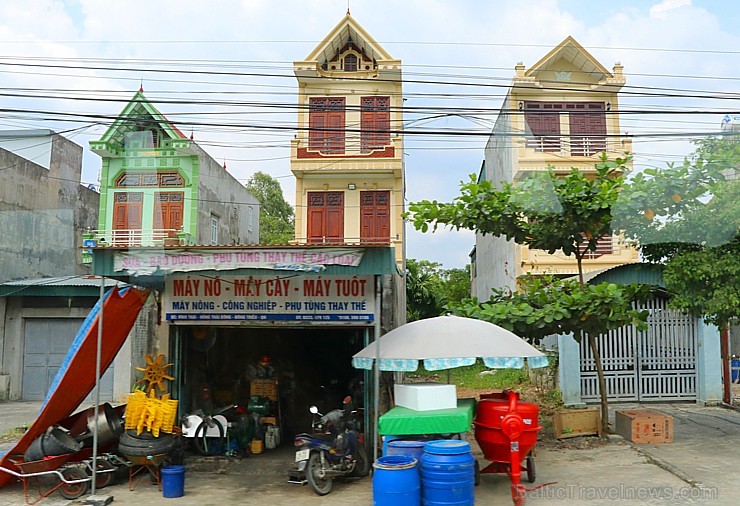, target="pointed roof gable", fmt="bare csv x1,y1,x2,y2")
526,36,613,83
303,13,394,66
96,90,186,148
